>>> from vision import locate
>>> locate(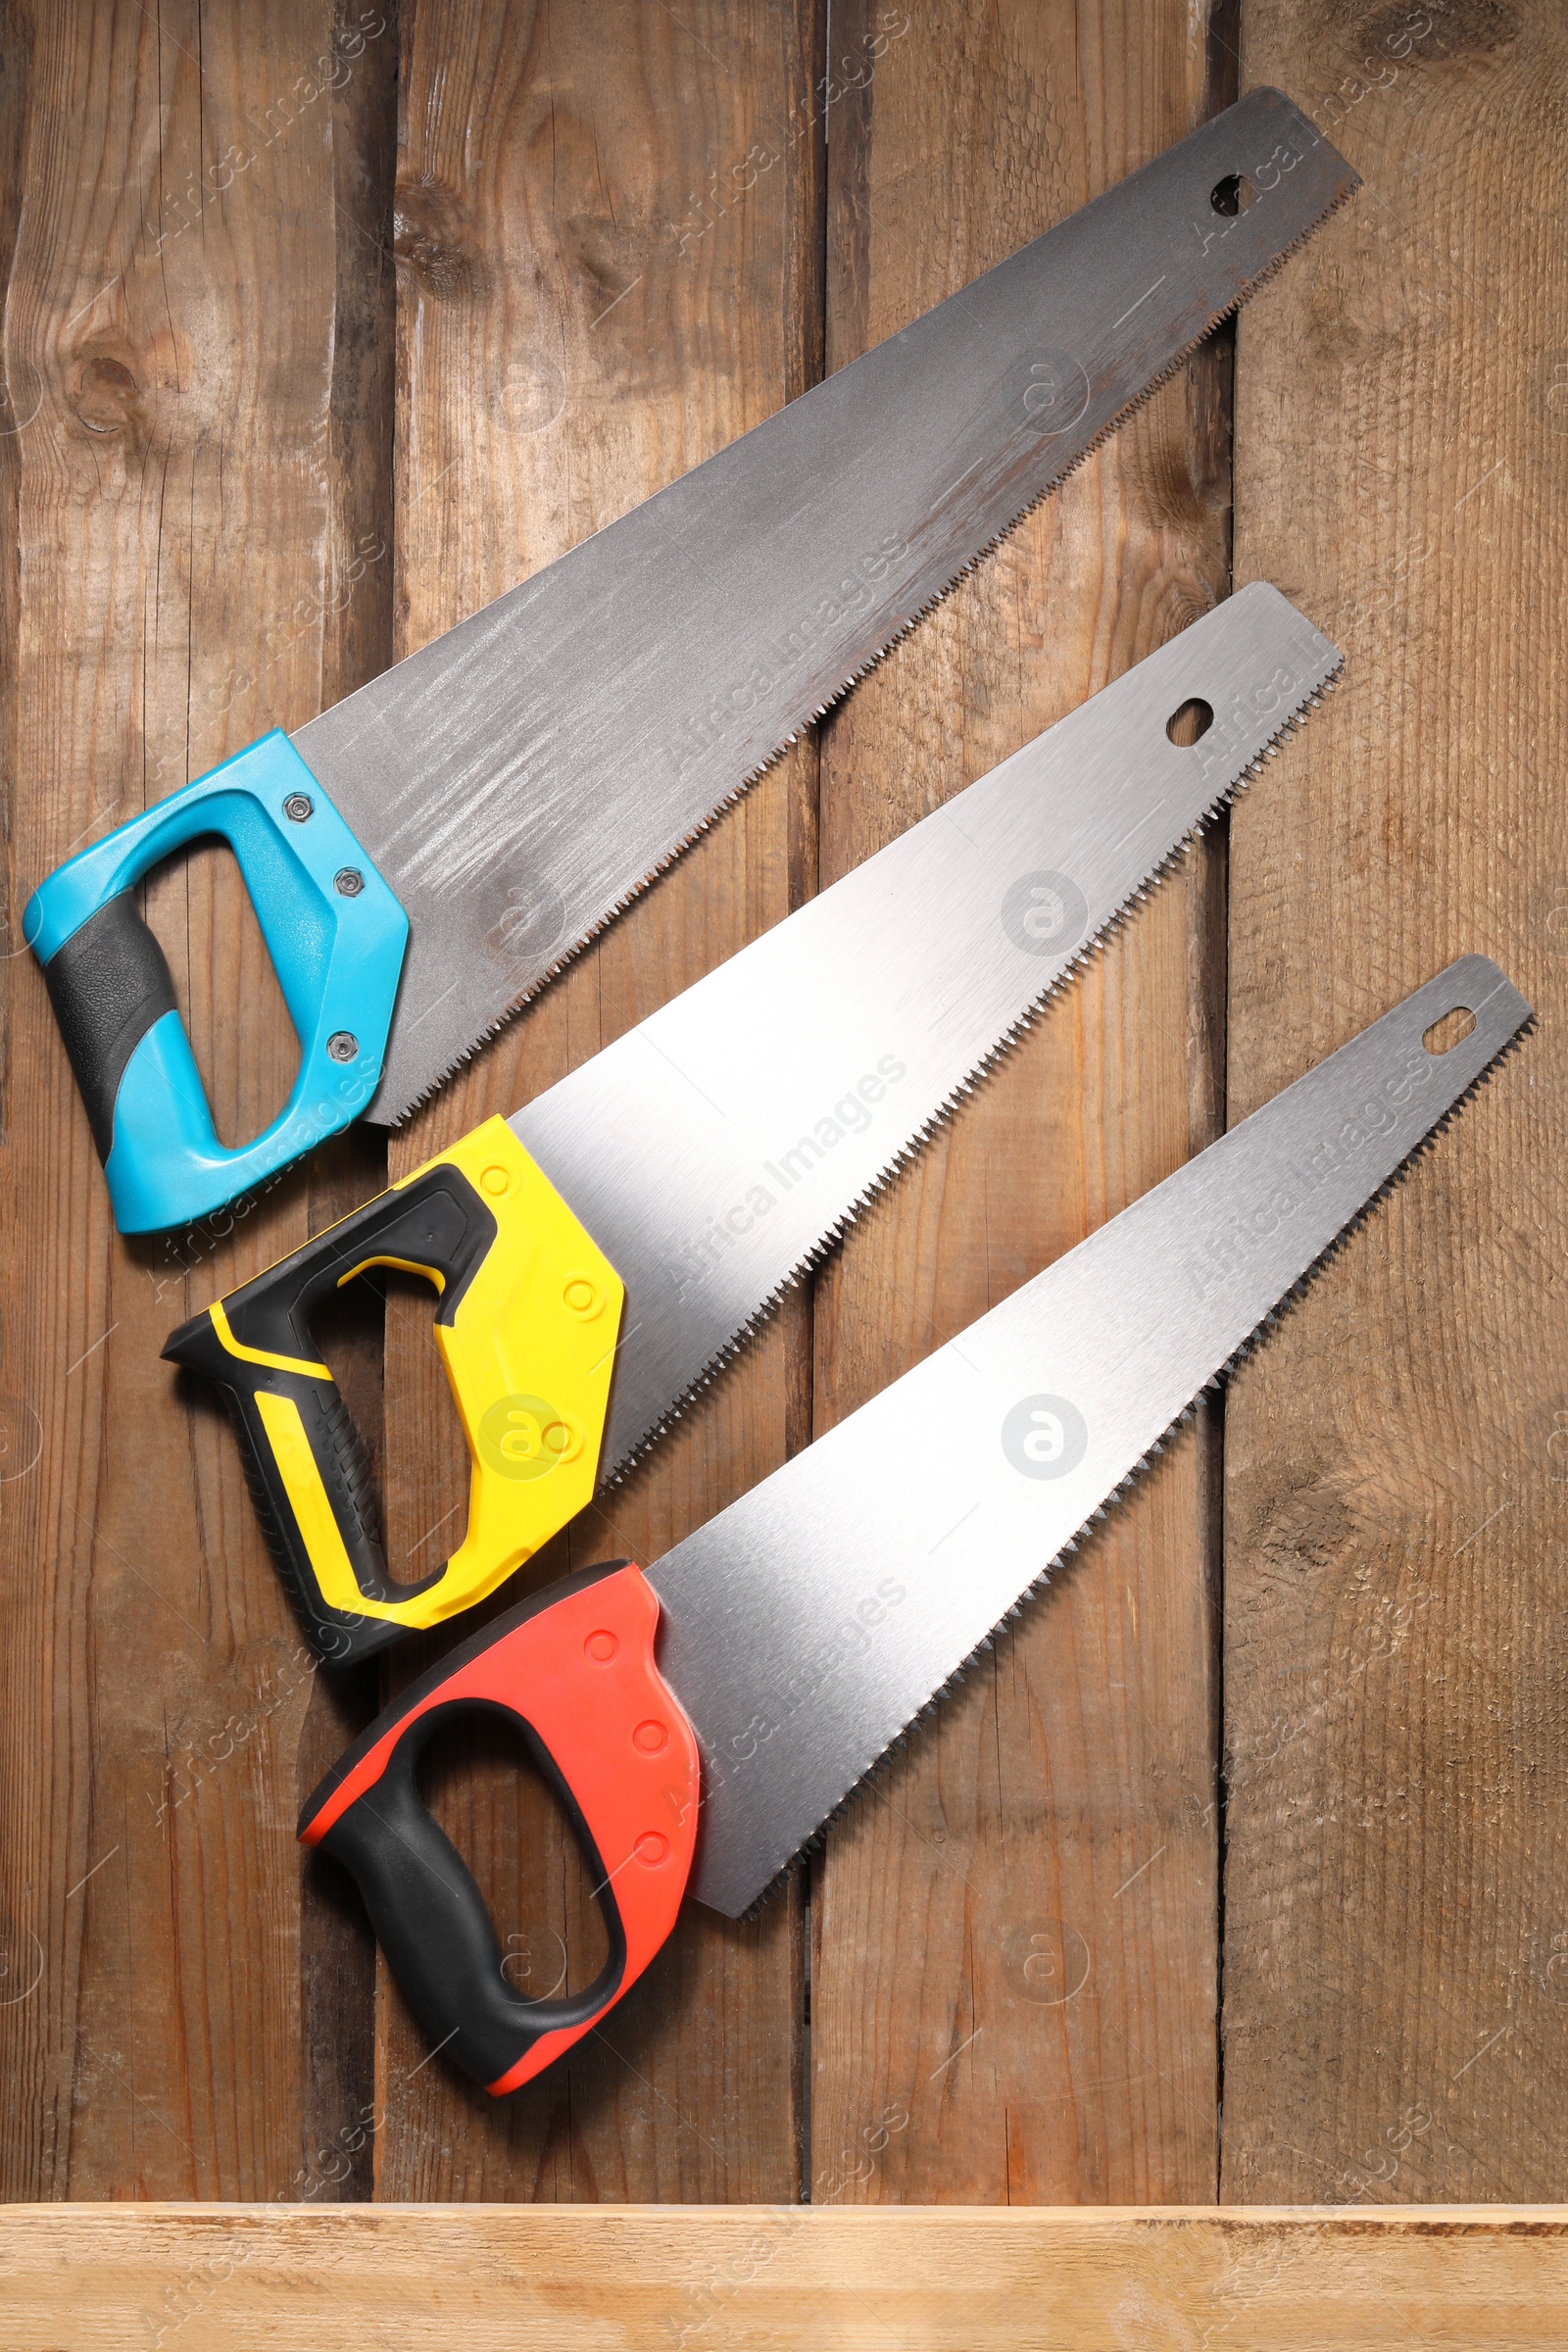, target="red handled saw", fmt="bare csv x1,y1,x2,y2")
298,955,1530,2092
